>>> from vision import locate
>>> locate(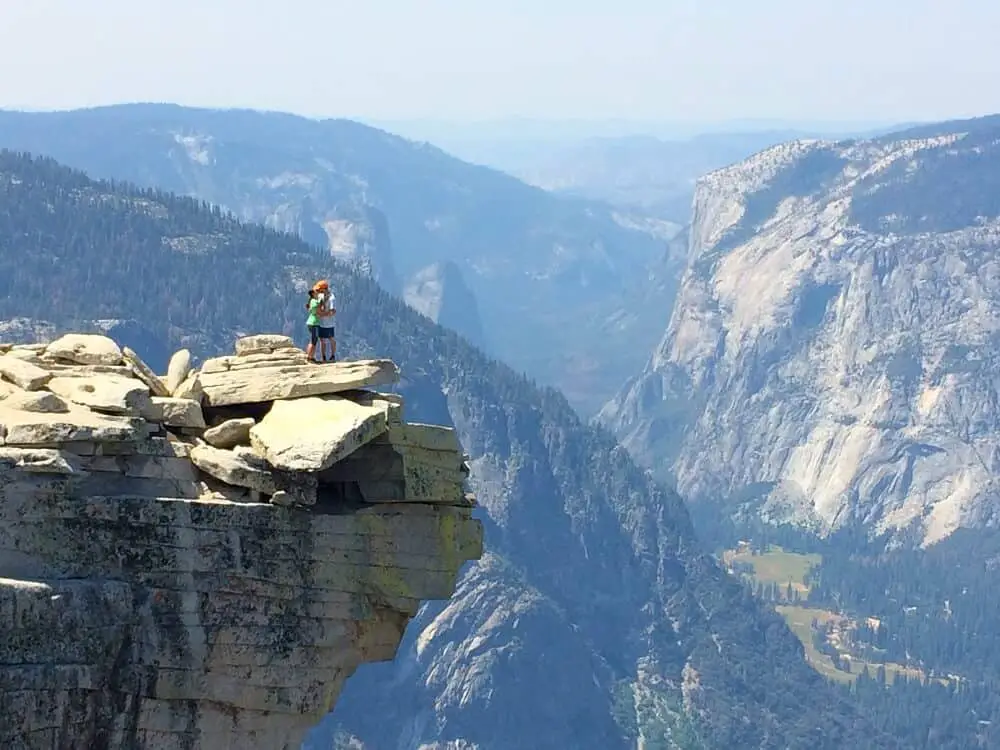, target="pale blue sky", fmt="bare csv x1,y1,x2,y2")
1,0,998,124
